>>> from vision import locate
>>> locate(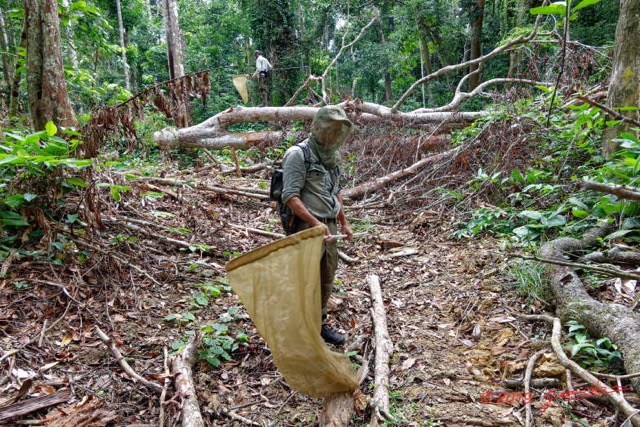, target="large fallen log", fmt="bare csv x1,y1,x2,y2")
540,224,640,395
153,104,483,150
